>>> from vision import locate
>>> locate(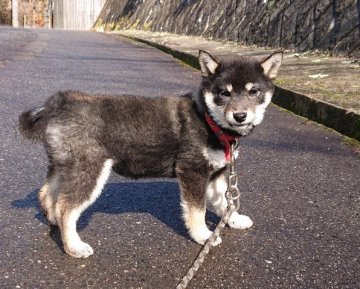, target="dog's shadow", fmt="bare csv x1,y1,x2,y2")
12,180,220,245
